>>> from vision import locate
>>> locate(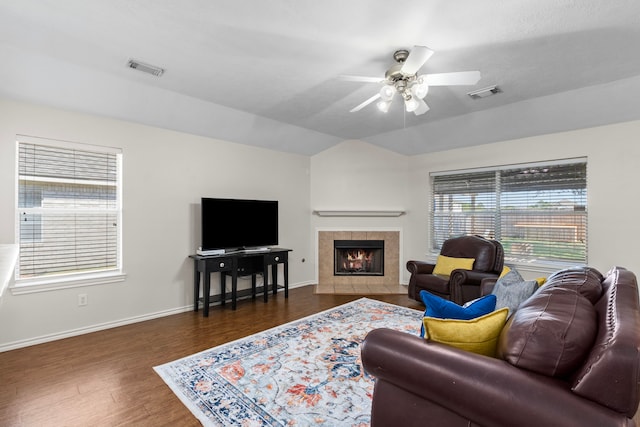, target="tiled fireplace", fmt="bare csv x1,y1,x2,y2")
317,230,400,290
